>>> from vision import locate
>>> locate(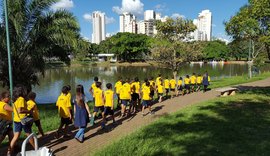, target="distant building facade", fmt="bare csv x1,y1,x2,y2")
192,10,212,41
119,12,137,33
92,11,106,44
